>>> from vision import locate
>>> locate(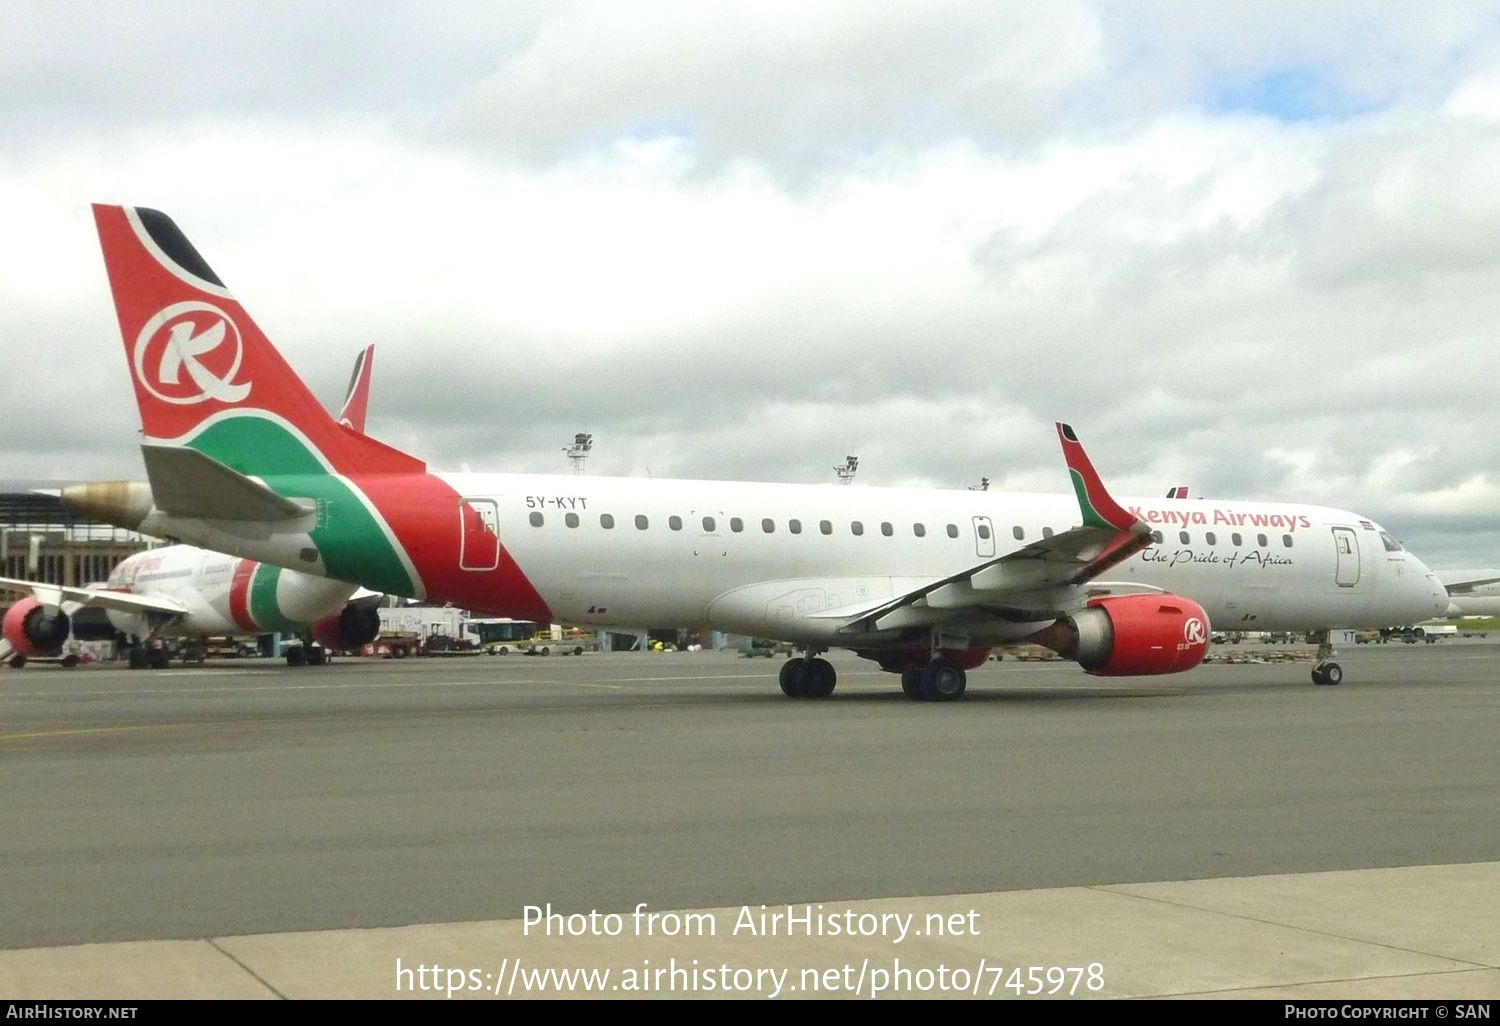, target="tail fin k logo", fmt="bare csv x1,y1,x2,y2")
133,301,251,405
